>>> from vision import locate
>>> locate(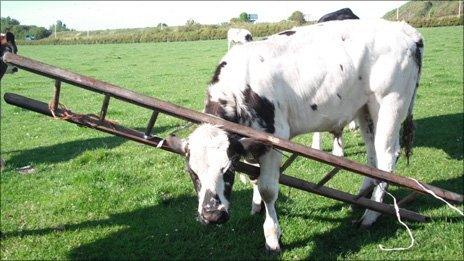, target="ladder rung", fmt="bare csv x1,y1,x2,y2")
99,95,111,122
280,153,298,172
144,110,159,139
398,192,418,207
316,167,340,187
51,80,61,112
